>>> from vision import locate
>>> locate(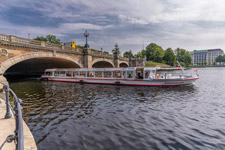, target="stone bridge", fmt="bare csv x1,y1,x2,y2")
0,34,144,78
